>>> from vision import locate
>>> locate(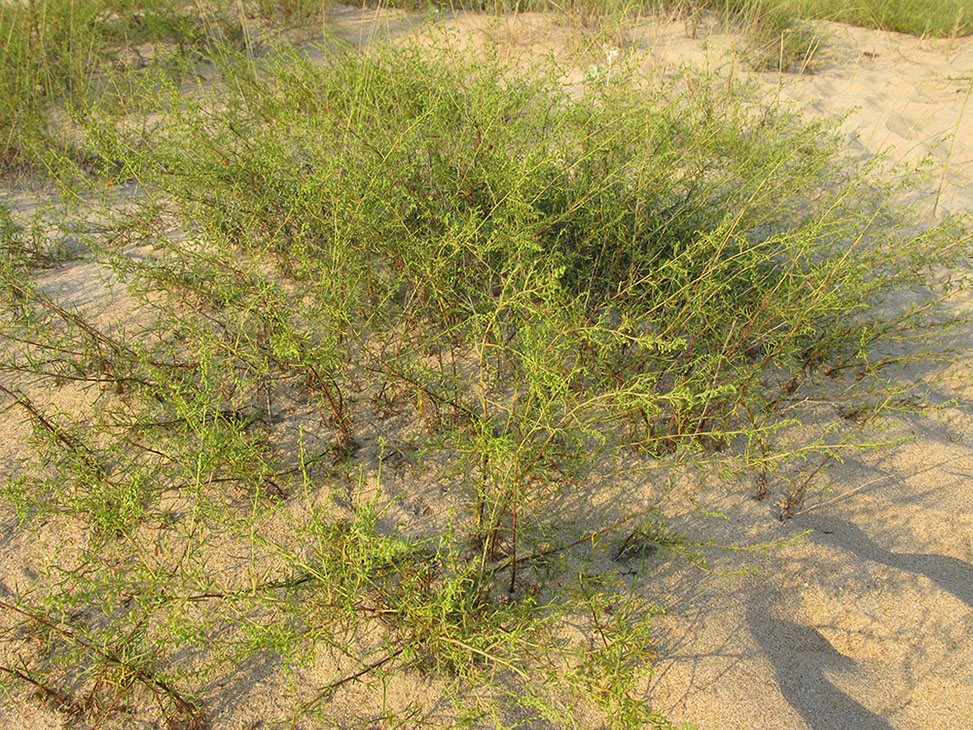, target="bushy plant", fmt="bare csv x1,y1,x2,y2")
0,38,967,728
